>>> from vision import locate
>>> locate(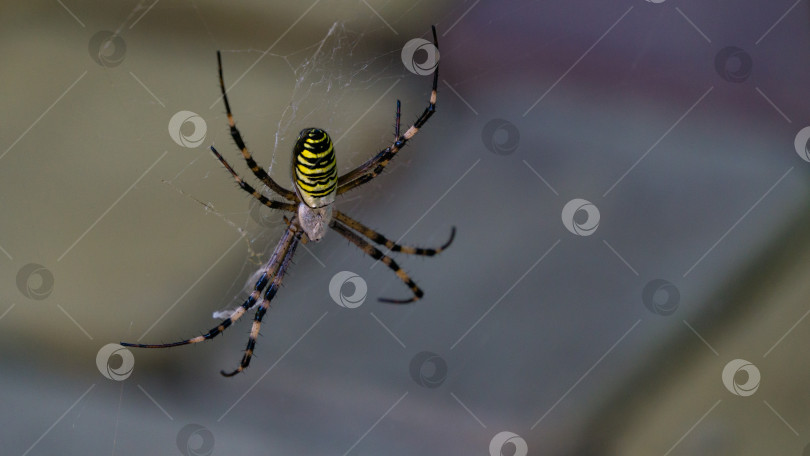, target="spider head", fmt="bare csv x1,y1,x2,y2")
298,203,332,242
291,128,337,209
